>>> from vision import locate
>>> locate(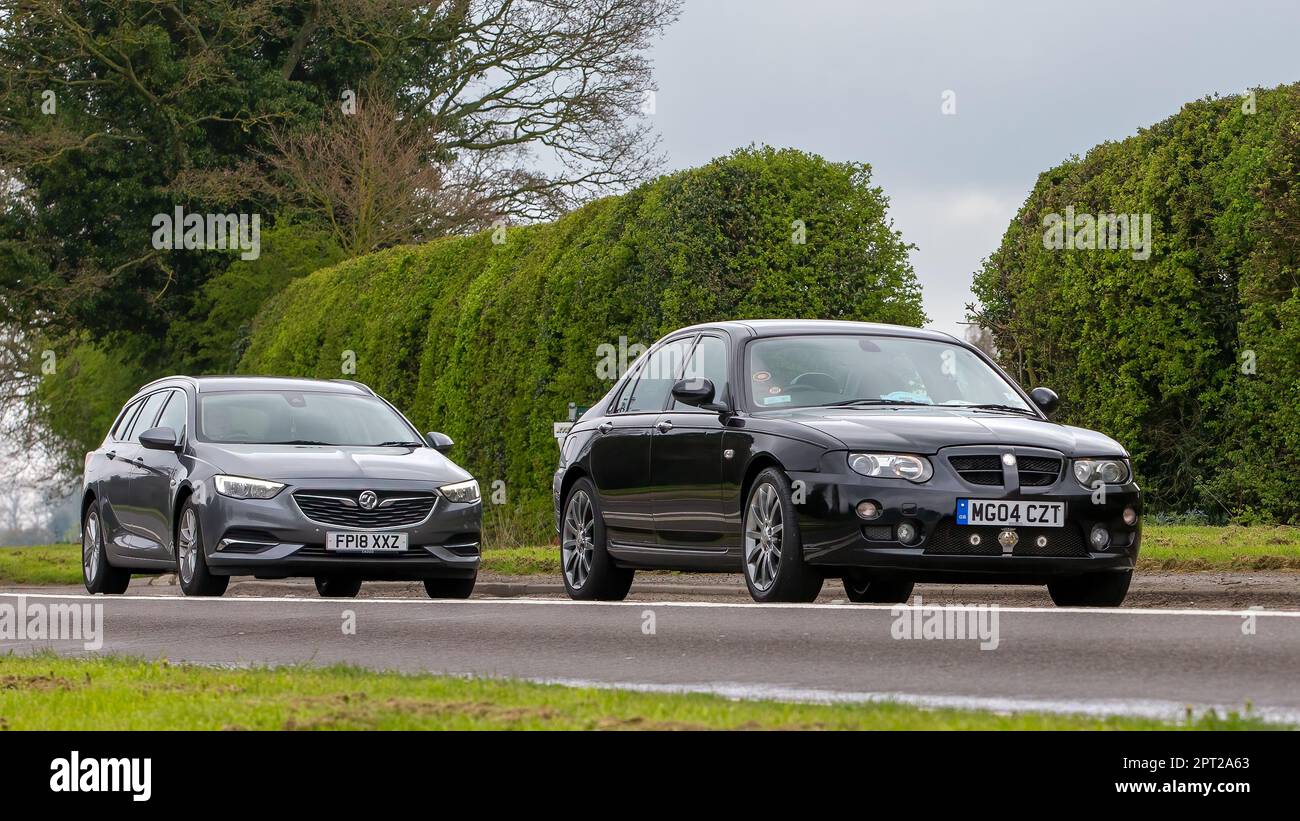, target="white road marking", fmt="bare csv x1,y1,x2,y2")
537,677,1300,726
2,590,1298,618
